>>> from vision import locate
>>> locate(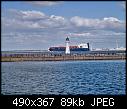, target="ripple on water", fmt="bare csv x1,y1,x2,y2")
1,60,126,95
